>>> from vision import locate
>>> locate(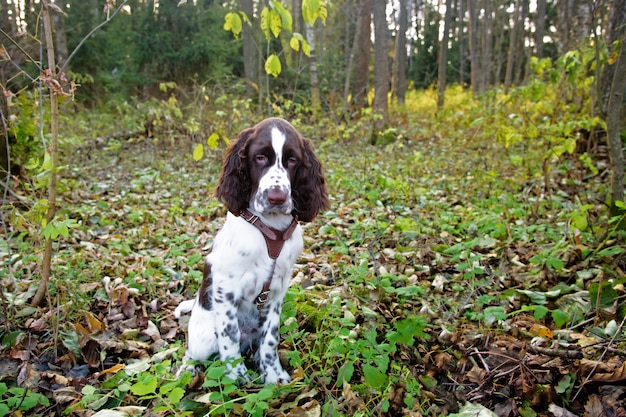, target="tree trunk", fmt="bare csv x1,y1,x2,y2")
392,0,409,104
467,0,481,95
241,0,258,99
599,0,626,116
504,0,521,93
53,6,69,69
557,0,591,54
535,0,547,58
606,35,626,209
437,0,452,108
481,0,493,91
457,0,466,85
351,0,372,109
514,0,529,85
372,0,390,137
306,23,321,109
